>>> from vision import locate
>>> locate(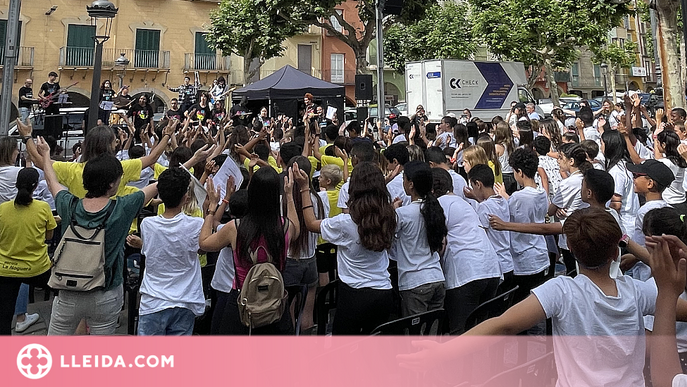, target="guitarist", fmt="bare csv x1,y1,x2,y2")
18,79,37,122
38,72,62,138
